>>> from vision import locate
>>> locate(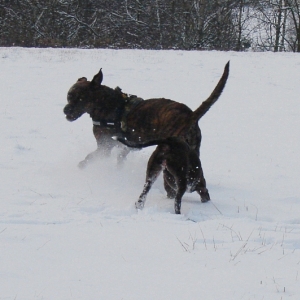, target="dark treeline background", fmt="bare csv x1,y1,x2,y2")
1,0,300,52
